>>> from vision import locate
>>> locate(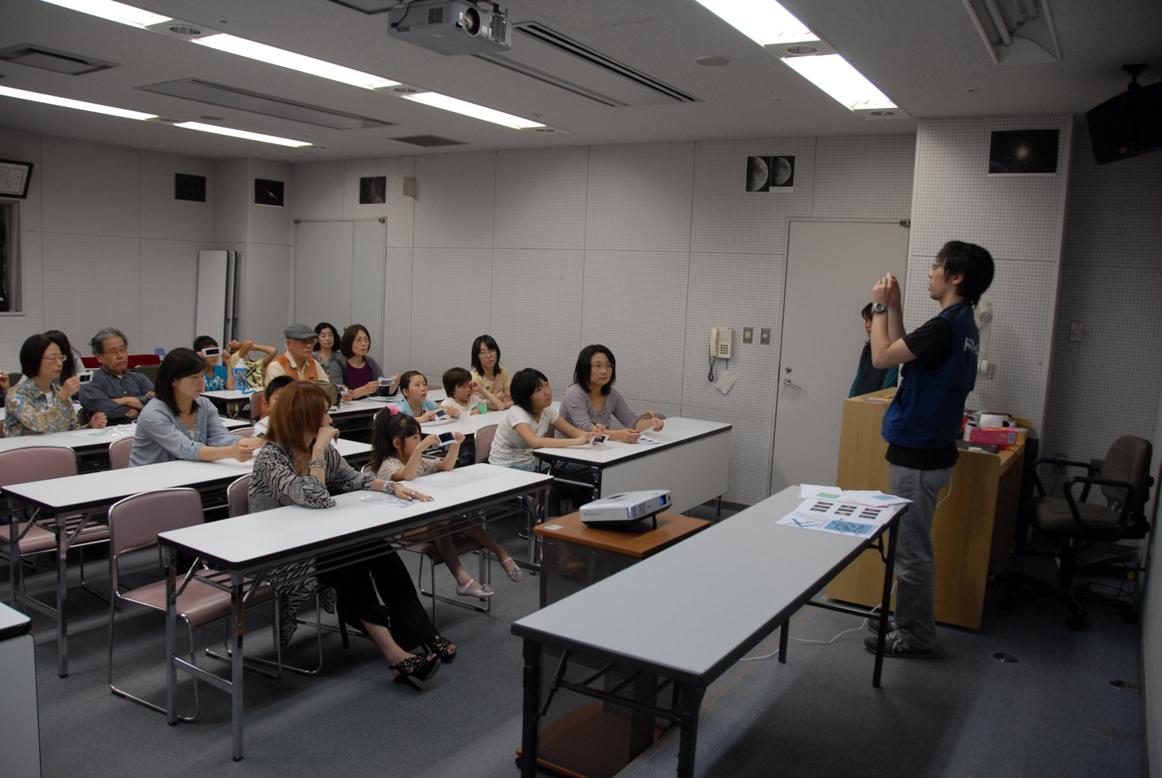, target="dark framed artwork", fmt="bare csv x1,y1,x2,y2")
359,175,387,204
745,155,795,192
988,129,1059,175
254,178,285,206
174,173,207,202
